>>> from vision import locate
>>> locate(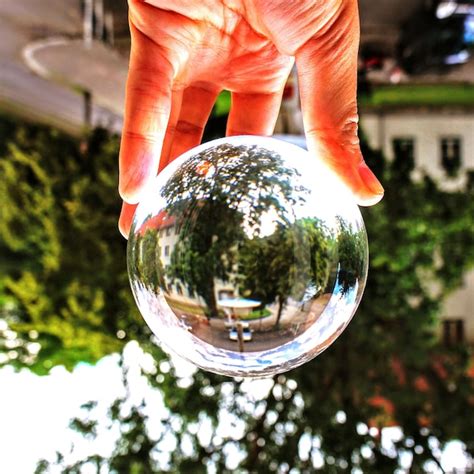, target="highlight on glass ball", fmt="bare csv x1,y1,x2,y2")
127,136,368,378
